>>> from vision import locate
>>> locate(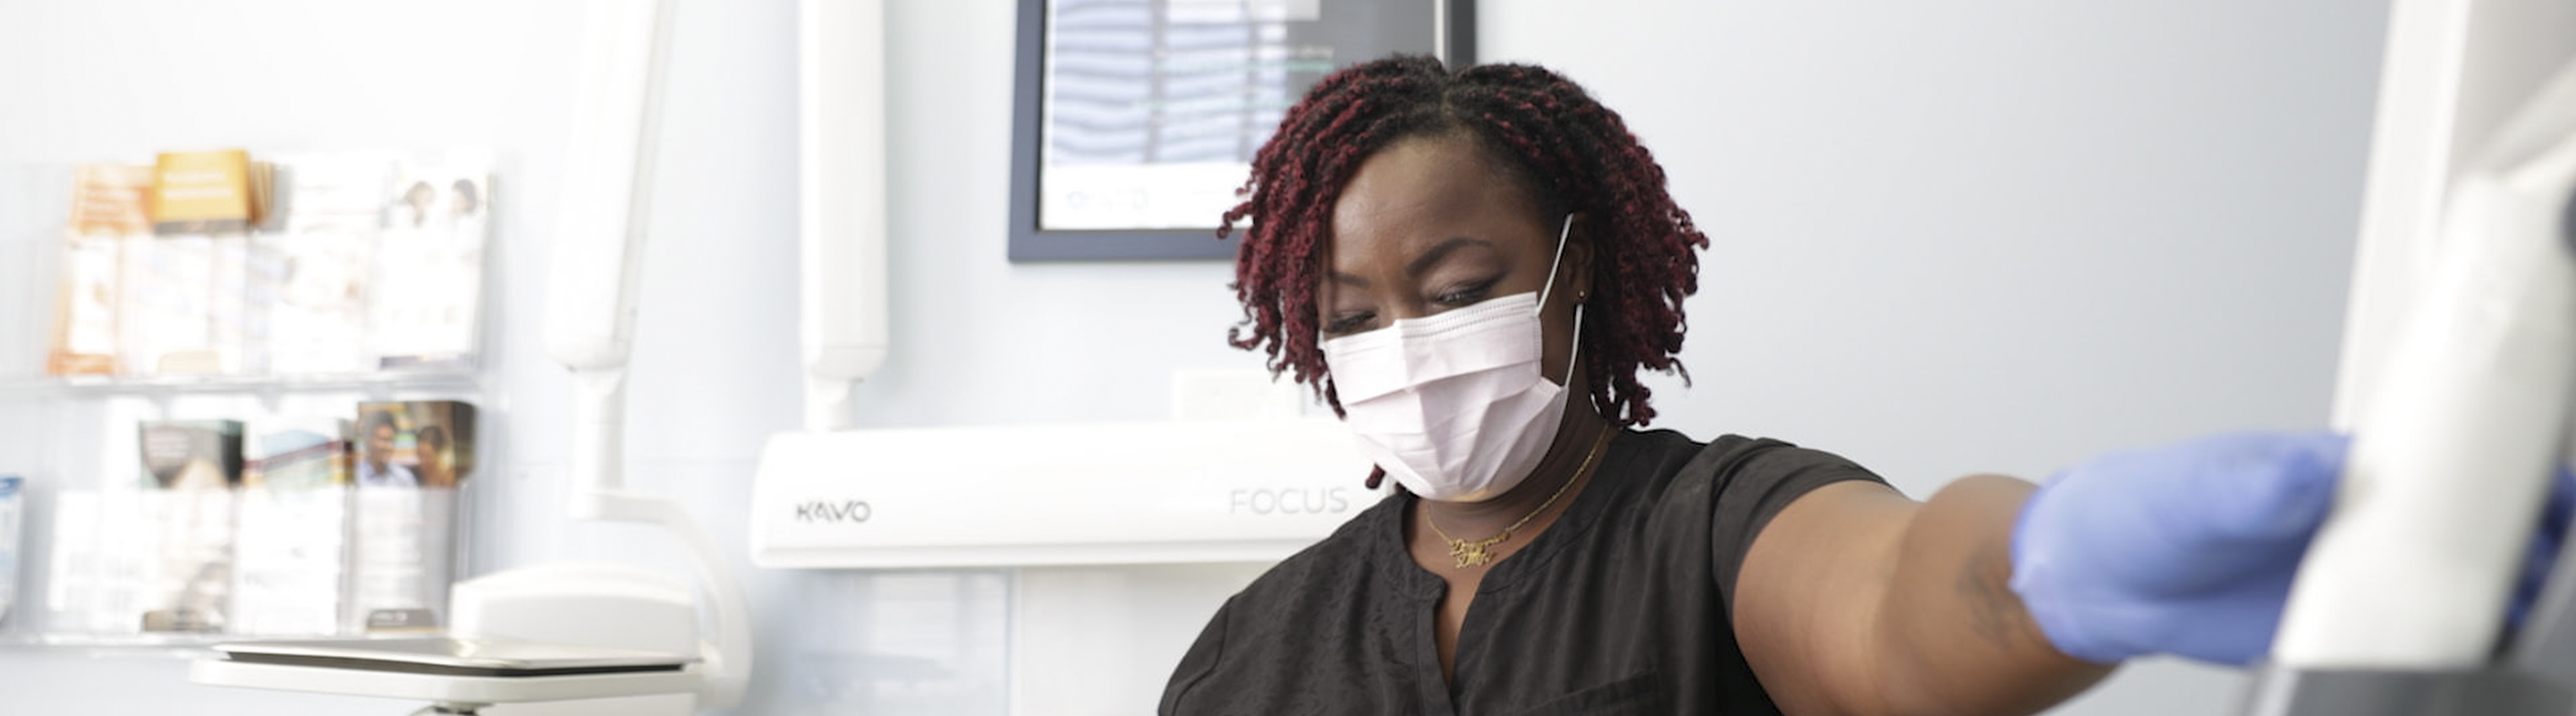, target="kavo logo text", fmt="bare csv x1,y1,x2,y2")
794,499,872,524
